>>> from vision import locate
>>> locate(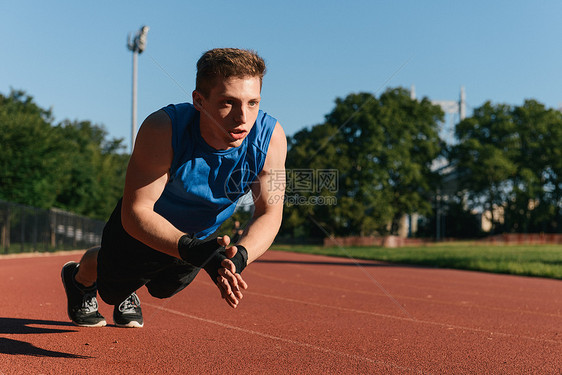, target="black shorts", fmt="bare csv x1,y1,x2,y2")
96,199,200,305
